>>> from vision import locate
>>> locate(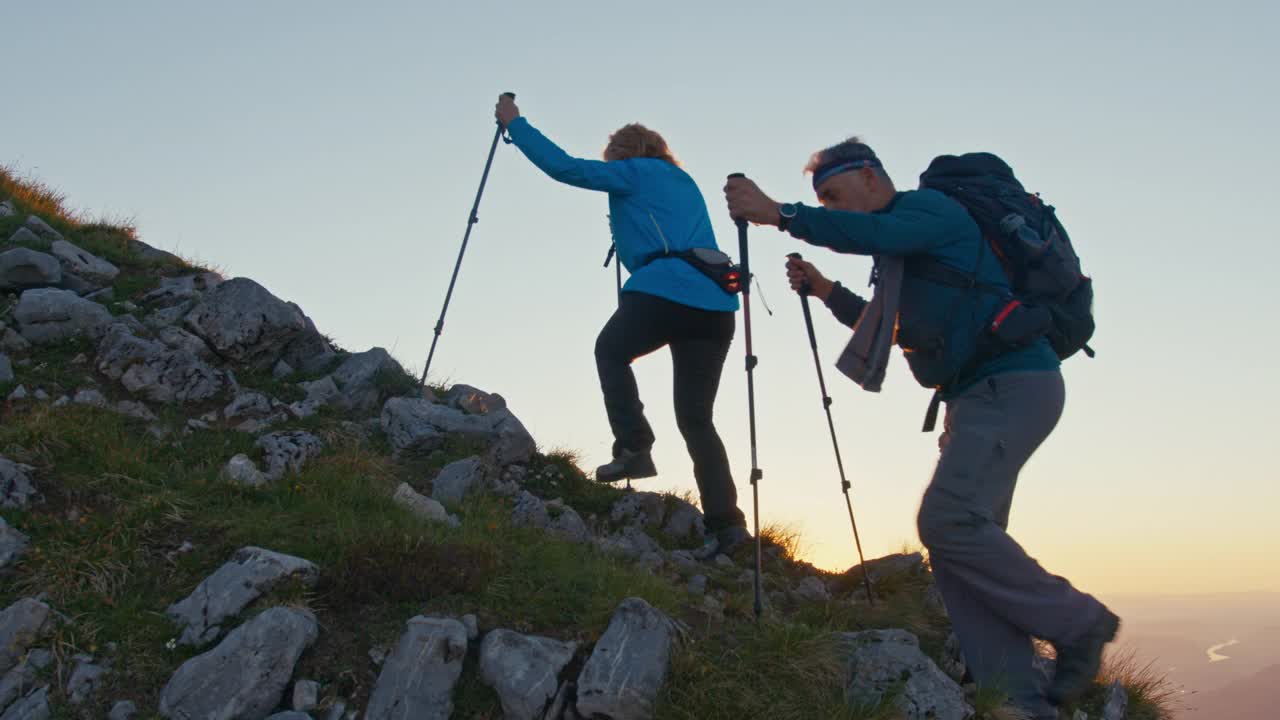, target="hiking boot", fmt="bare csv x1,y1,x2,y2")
692,525,752,561
595,448,657,484
1047,608,1121,706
